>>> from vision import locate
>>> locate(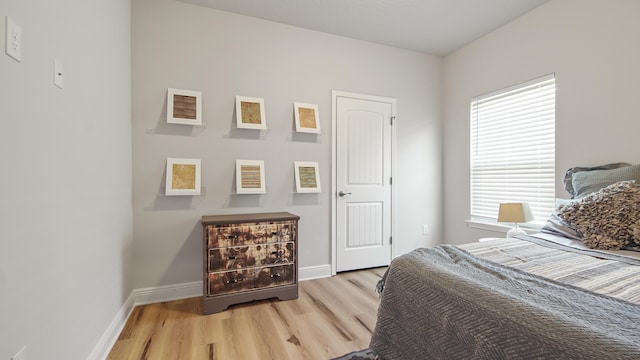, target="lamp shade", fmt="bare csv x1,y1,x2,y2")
497,202,534,223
